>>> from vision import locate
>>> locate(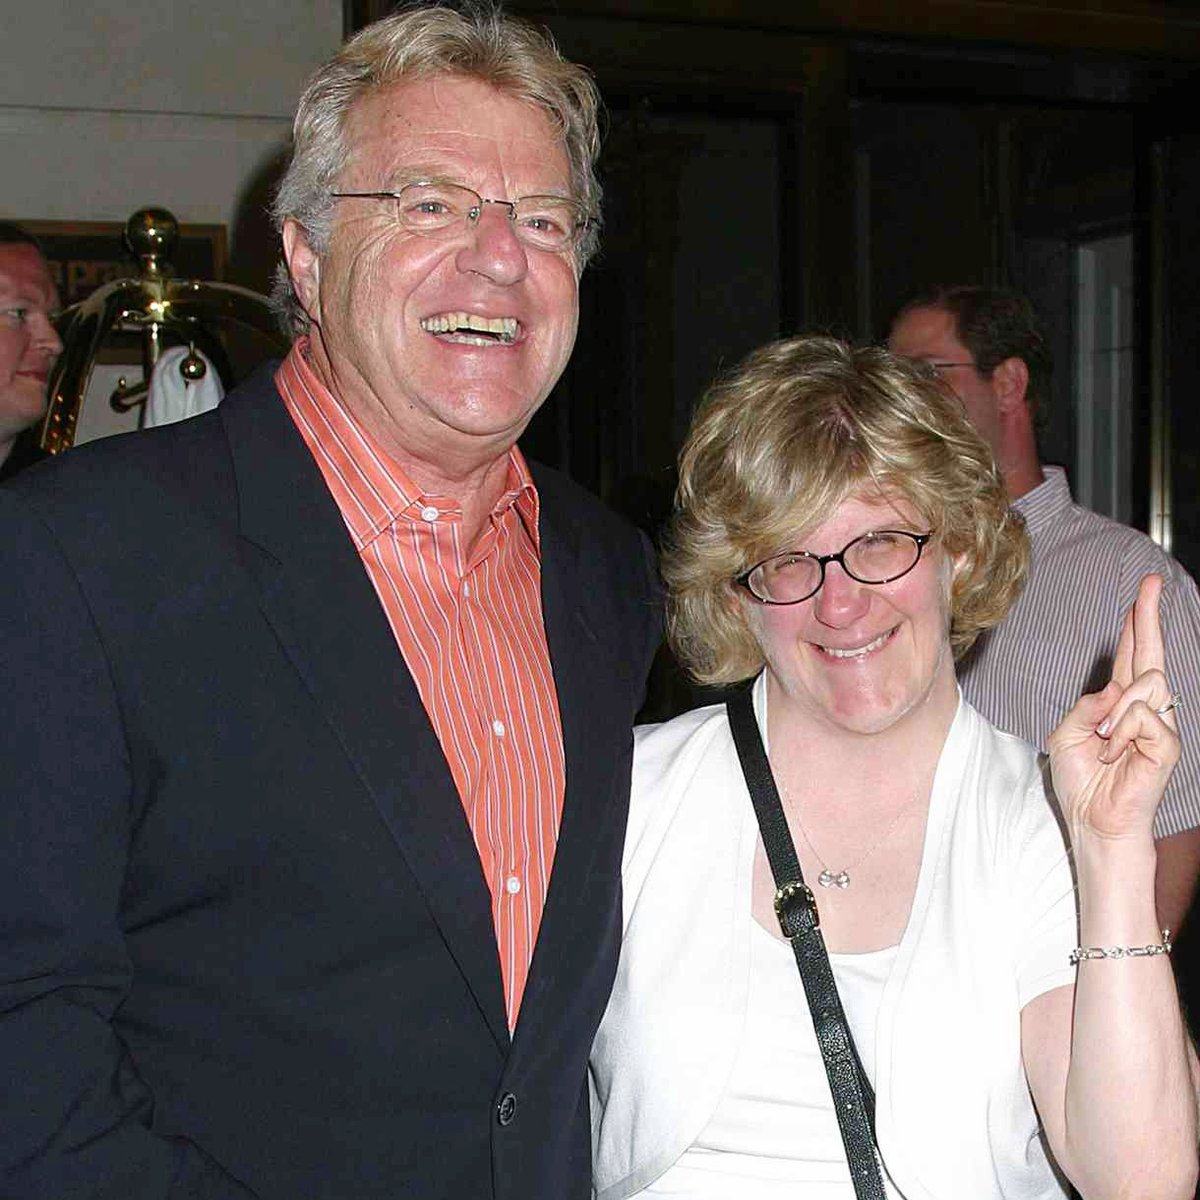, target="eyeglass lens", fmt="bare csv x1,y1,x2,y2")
747,531,924,604
393,182,581,251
